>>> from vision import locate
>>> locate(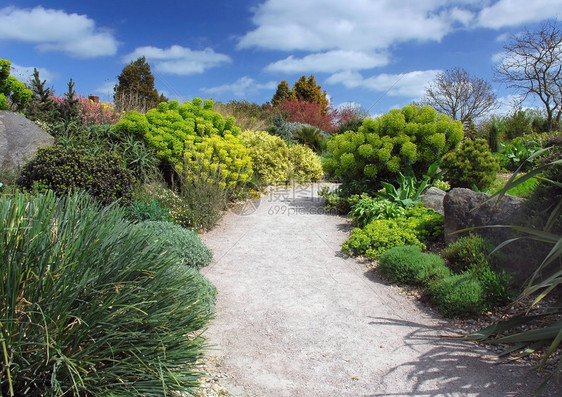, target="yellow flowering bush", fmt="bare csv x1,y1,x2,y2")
240,130,290,184
288,144,324,182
